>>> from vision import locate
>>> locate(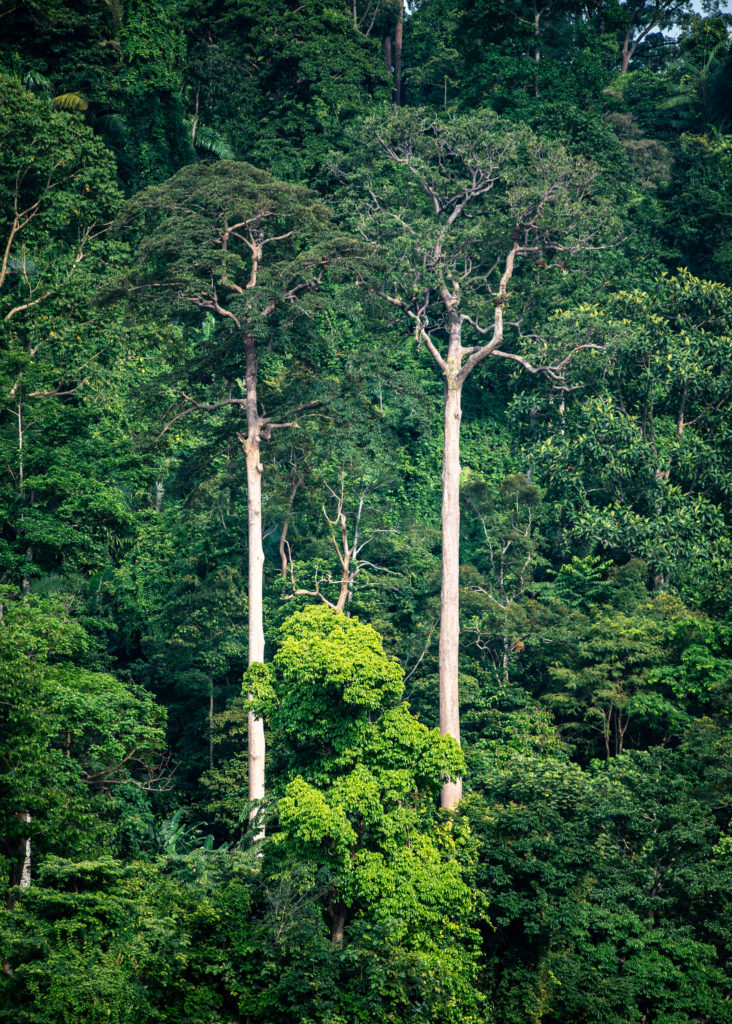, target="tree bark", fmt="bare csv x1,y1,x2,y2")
439,371,463,809
244,335,266,839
